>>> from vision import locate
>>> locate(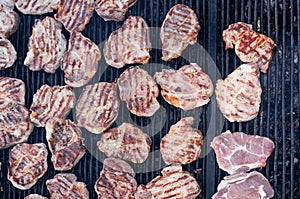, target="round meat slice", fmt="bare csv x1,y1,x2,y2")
46,118,86,171
95,158,137,199
160,4,200,61
154,63,213,110
46,173,89,199
215,63,262,122
103,16,151,68
76,82,120,134
0,100,33,149
16,0,59,15
135,165,200,199
24,17,67,74
30,85,75,127
61,32,101,87
117,66,160,117
8,143,48,190
0,38,17,70
0,3,19,38
160,117,203,165
0,77,25,104
24,194,47,199
95,0,137,21
97,123,151,163
54,0,94,32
